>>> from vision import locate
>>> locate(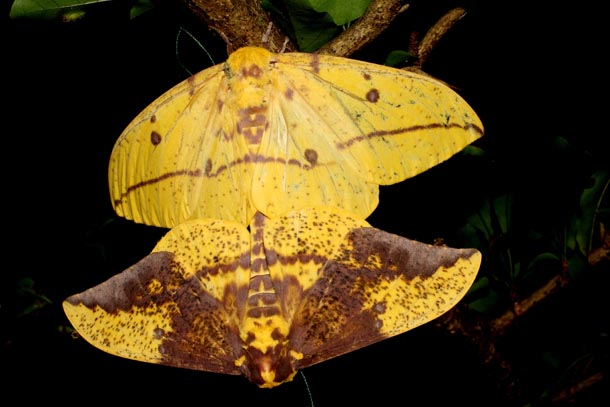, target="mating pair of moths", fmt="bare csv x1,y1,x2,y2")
63,46,484,388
